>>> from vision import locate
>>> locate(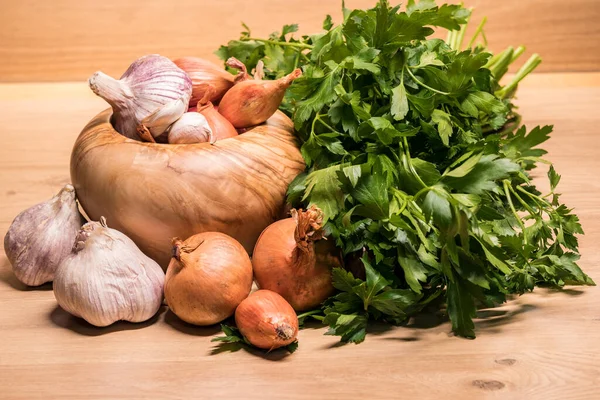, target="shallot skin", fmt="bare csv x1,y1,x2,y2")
252,207,341,311
197,102,238,140
174,57,236,107
235,290,299,350
218,69,302,128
